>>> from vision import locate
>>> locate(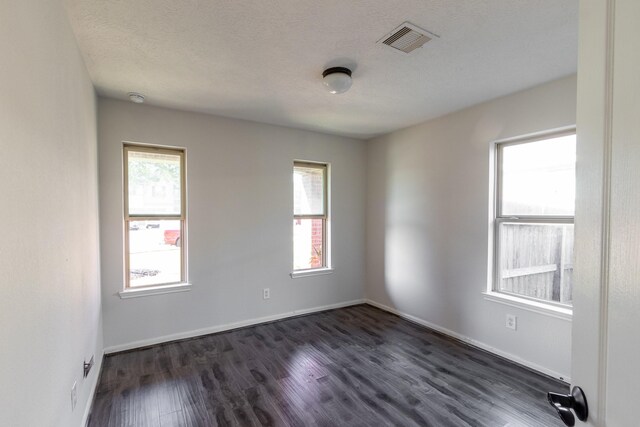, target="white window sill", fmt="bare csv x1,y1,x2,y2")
290,268,334,279
483,291,572,321
118,283,192,299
